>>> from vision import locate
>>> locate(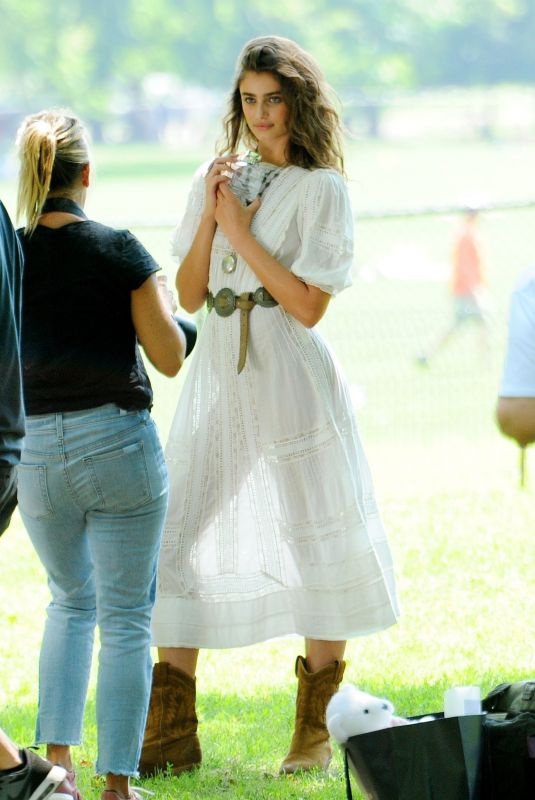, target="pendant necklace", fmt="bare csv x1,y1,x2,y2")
221,252,239,274
221,154,281,275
